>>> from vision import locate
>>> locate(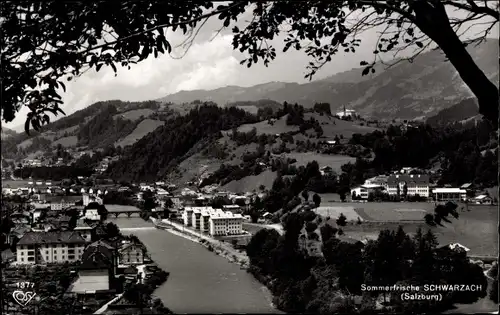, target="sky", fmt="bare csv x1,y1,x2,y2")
4,3,499,131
